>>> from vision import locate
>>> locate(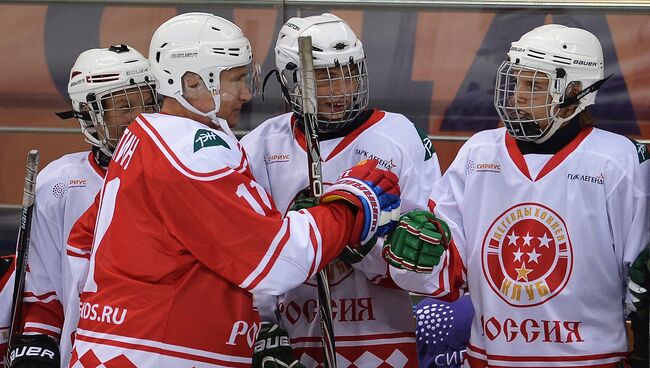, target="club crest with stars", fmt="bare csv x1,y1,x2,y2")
481,203,573,307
